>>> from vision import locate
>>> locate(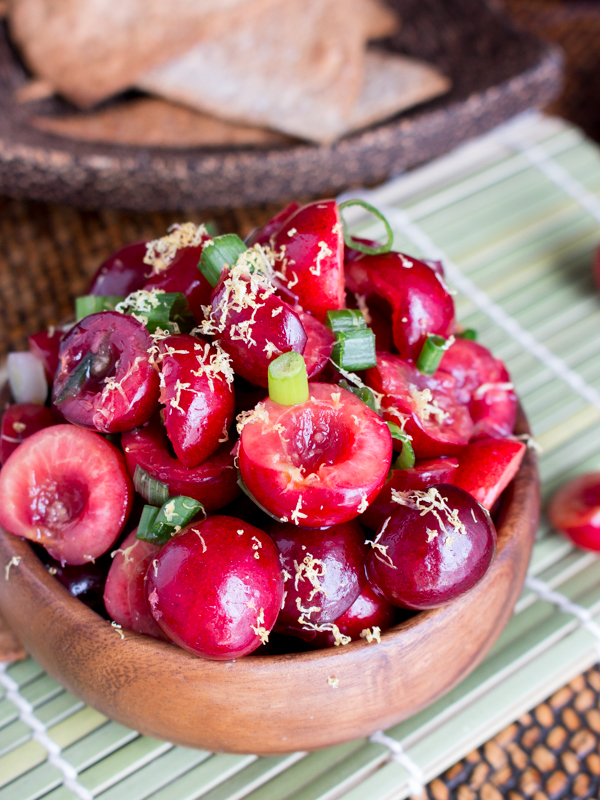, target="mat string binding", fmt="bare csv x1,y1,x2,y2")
369,729,425,796
0,662,94,800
